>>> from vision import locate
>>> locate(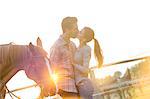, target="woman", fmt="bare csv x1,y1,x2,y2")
73,27,103,99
